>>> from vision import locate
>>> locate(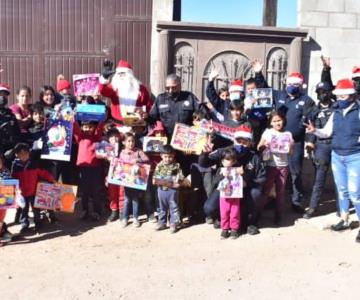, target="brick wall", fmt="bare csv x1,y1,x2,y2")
299,0,360,98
